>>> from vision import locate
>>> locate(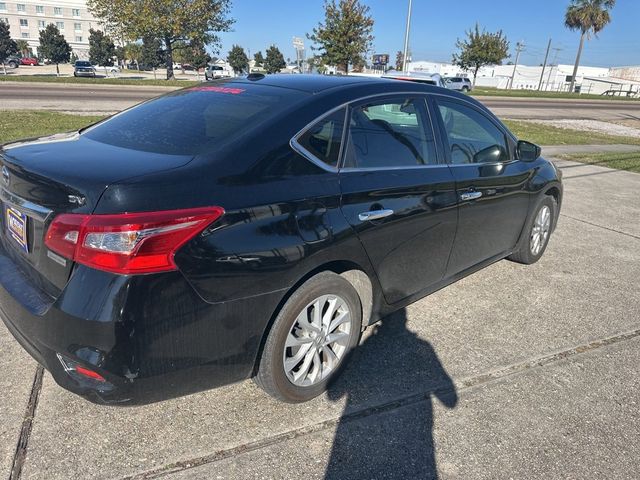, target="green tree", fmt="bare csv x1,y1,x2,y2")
227,44,249,75
253,50,264,69
451,24,509,87
15,39,30,57
87,0,233,80
140,35,164,79
0,22,18,75
307,0,374,74
124,42,141,69
184,38,210,78
565,0,616,93
264,45,286,74
395,50,403,71
88,29,116,74
38,24,71,76
115,45,125,65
